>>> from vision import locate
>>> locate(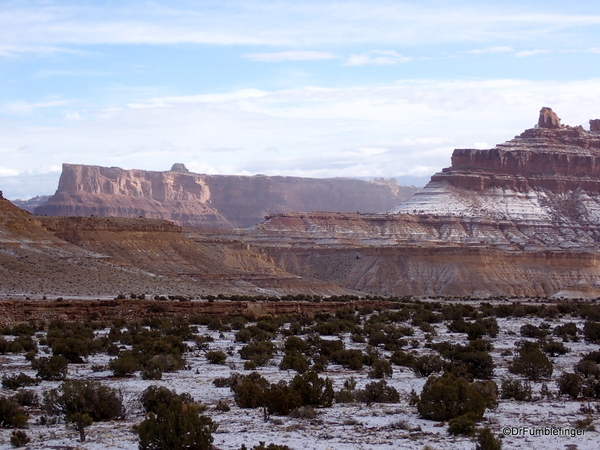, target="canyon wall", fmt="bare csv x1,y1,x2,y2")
243,108,600,297
35,164,417,228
